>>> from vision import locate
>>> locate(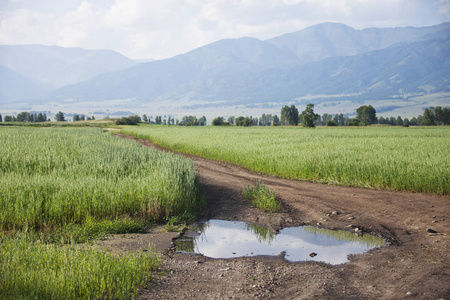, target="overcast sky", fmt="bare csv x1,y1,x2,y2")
1,0,449,60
